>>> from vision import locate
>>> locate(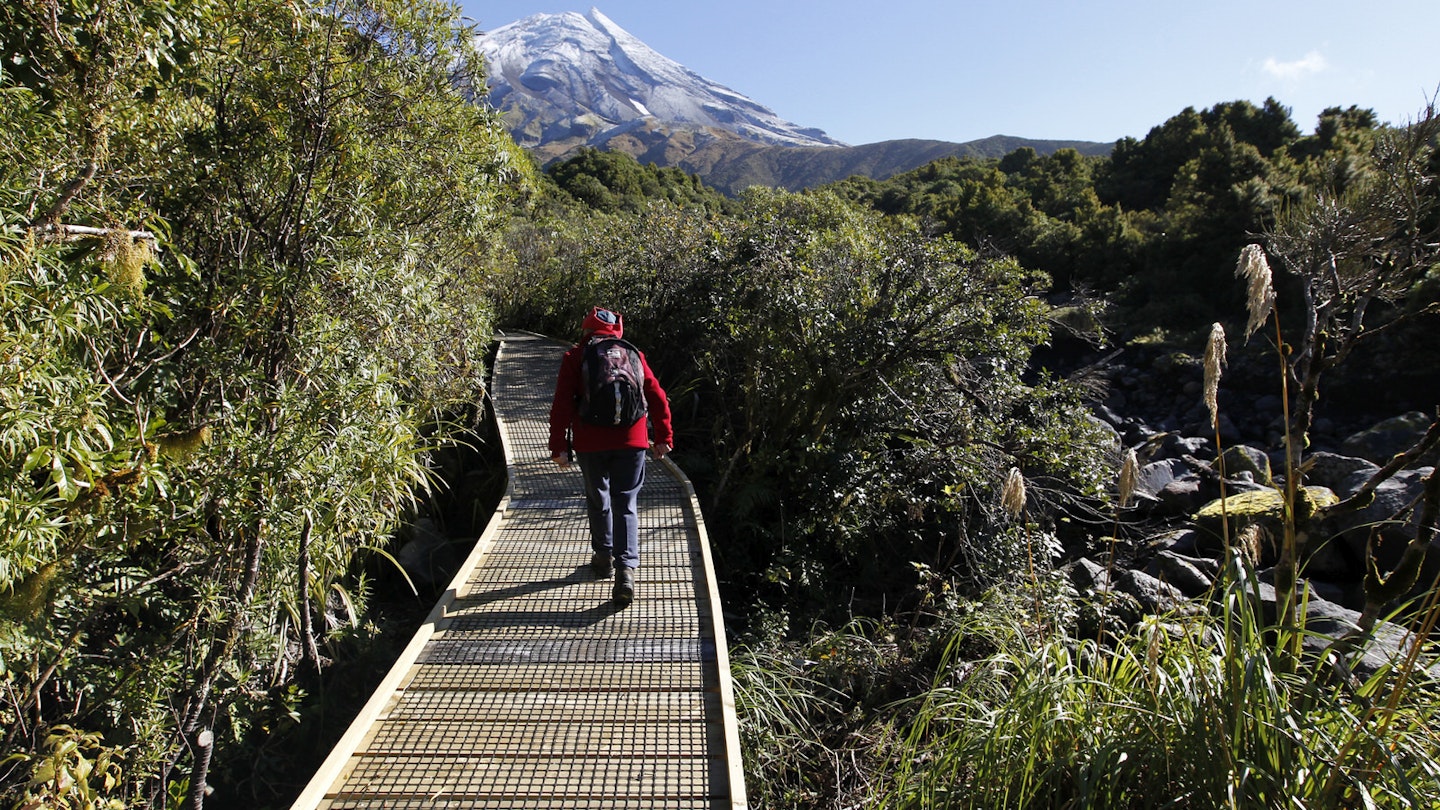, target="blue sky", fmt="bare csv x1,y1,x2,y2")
459,1,1440,146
